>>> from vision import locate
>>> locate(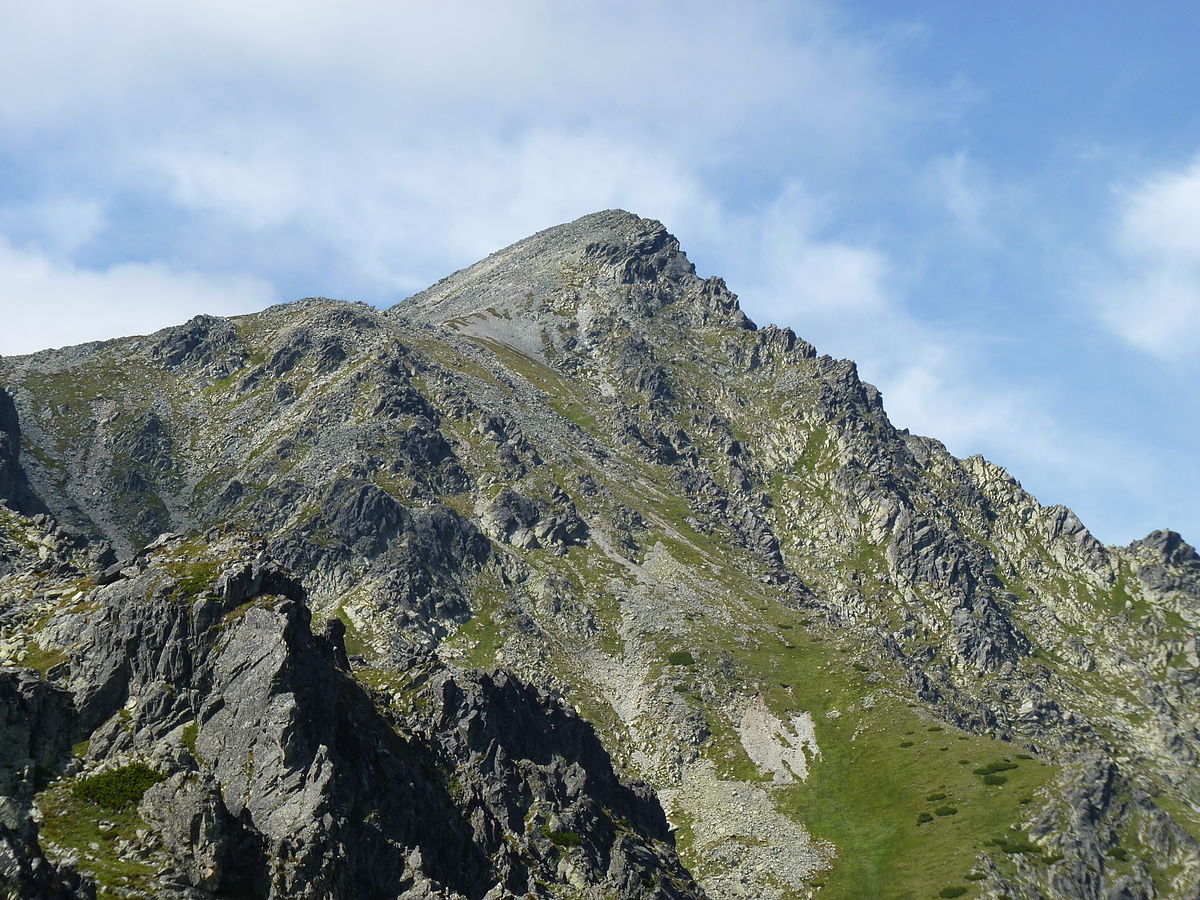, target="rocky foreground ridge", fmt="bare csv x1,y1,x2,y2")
0,210,1198,899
